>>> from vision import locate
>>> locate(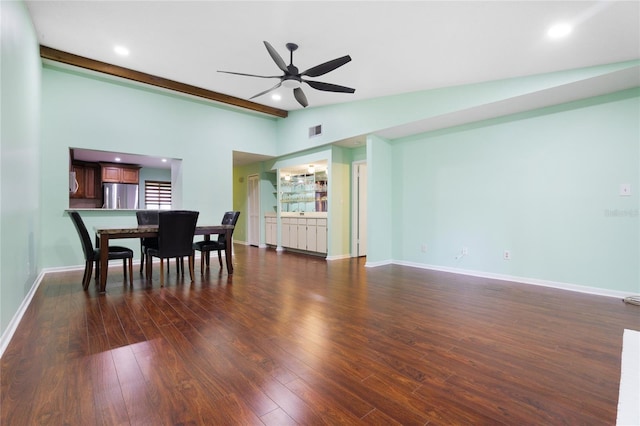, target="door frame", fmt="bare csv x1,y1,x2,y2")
351,160,367,257
247,173,260,247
